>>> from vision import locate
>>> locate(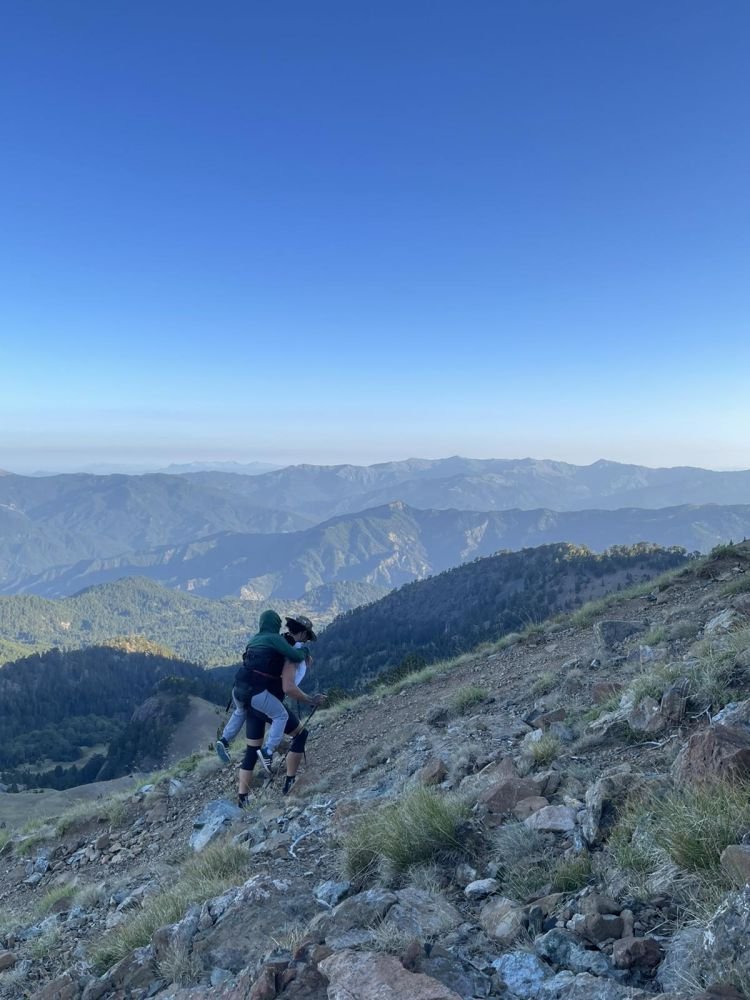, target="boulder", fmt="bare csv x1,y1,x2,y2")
514,796,550,820
477,777,541,816
319,949,463,1000
705,609,740,634
533,929,619,979
661,678,690,722
383,888,462,938
672,725,750,784
0,951,16,972
536,972,666,999
418,759,448,786
493,952,552,997
311,887,396,949
657,925,703,993
582,913,623,943
699,885,750,986
479,895,525,945
611,936,662,970
524,806,577,833
313,880,352,909
464,878,499,900
627,696,666,734
189,800,244,852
